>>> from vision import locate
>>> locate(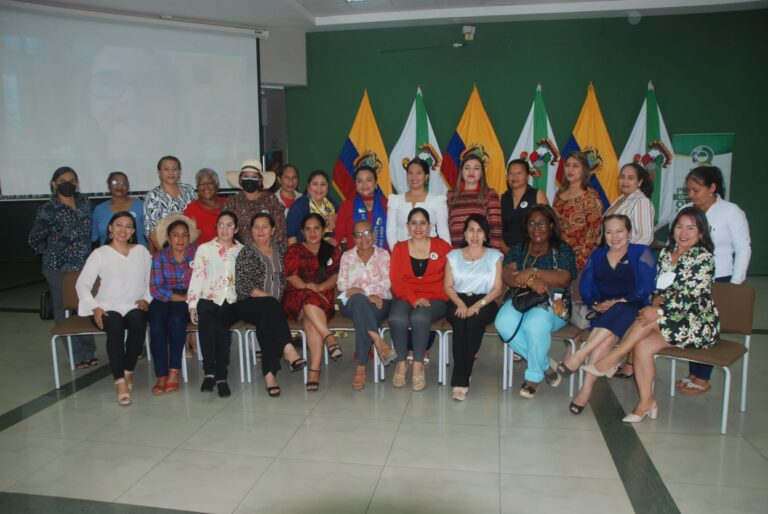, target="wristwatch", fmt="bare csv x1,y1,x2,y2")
656,307,664,318
480,299,487,306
